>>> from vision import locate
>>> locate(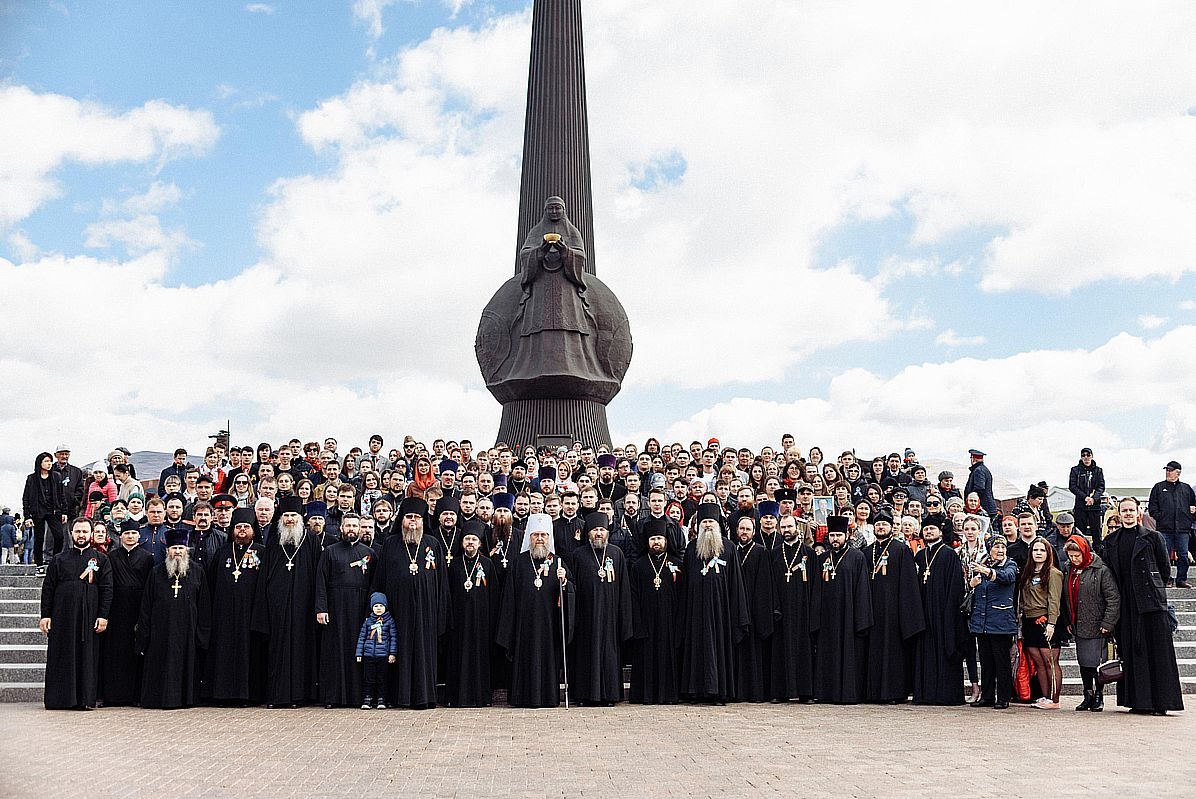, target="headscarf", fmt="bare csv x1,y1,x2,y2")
1065,533,1093,627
